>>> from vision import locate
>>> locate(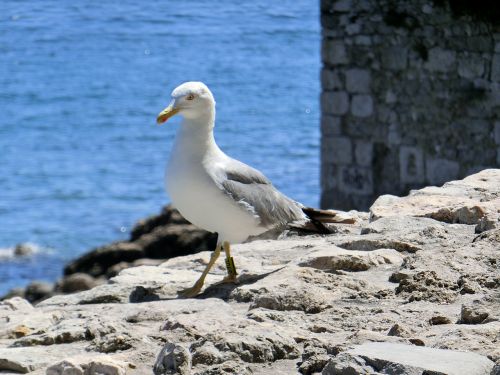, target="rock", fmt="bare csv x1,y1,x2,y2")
0,297,33,311
387,323,411,337
297,247,404,272
13,243,35,257
24,281,54,303
46,356,129,375
46,359,85,375
459,303,489,324
0,345,86,373
345,342,494,375
322,352,381,375
0,170,498,373
370,169,500,232
429,315,452,325
395,270,459,303
153,343,191,375
56,273,100,293
64,205,217,278
298,344,330,374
